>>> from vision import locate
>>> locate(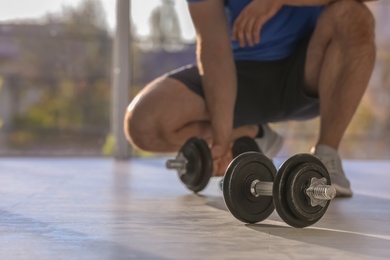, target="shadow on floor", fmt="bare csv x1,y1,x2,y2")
204,193,390,258
246,223,389,259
